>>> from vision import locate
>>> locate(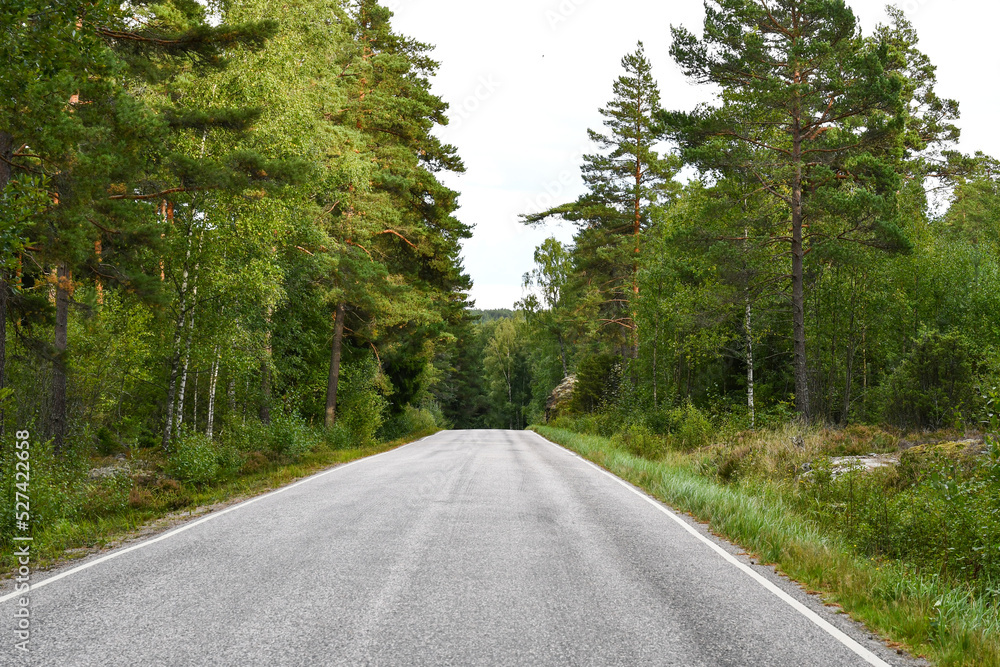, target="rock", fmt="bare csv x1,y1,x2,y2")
900,438,988,467
88,462,131,480
828,453,899,476
545,375,577,422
